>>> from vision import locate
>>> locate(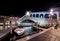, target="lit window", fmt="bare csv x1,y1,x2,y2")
12,21,15,24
